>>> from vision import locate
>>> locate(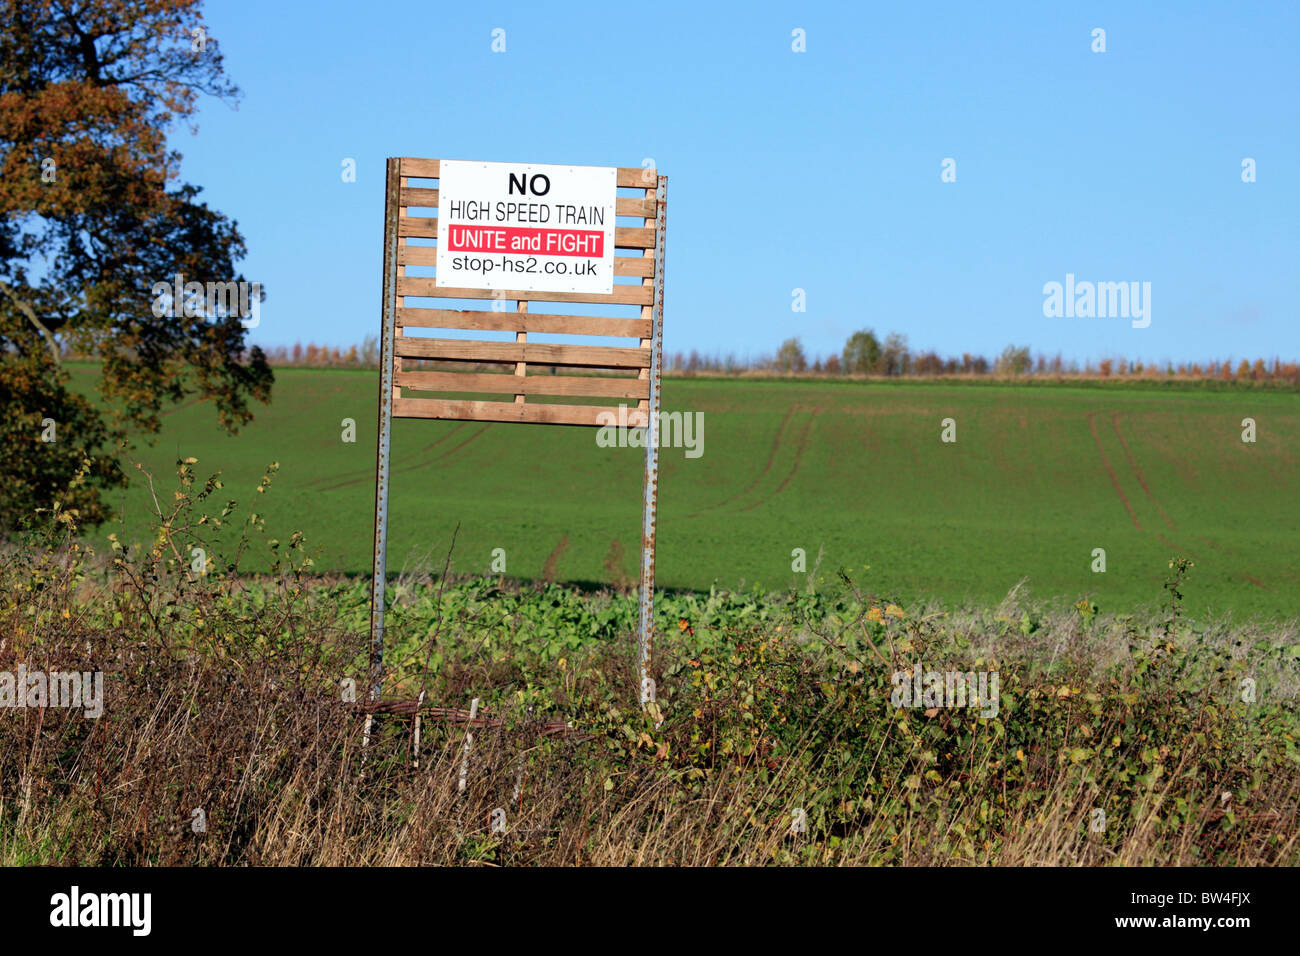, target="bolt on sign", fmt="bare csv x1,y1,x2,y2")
369,157,667,709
